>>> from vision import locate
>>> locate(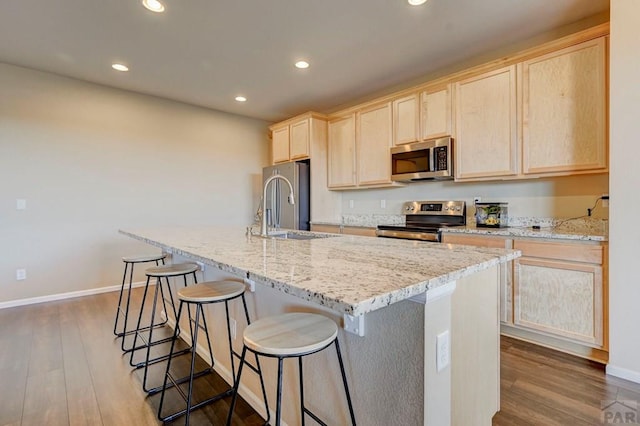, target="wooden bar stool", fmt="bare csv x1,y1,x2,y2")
113,254,167,351
156,280,269,425
226,312,357,426
129,262,200,392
